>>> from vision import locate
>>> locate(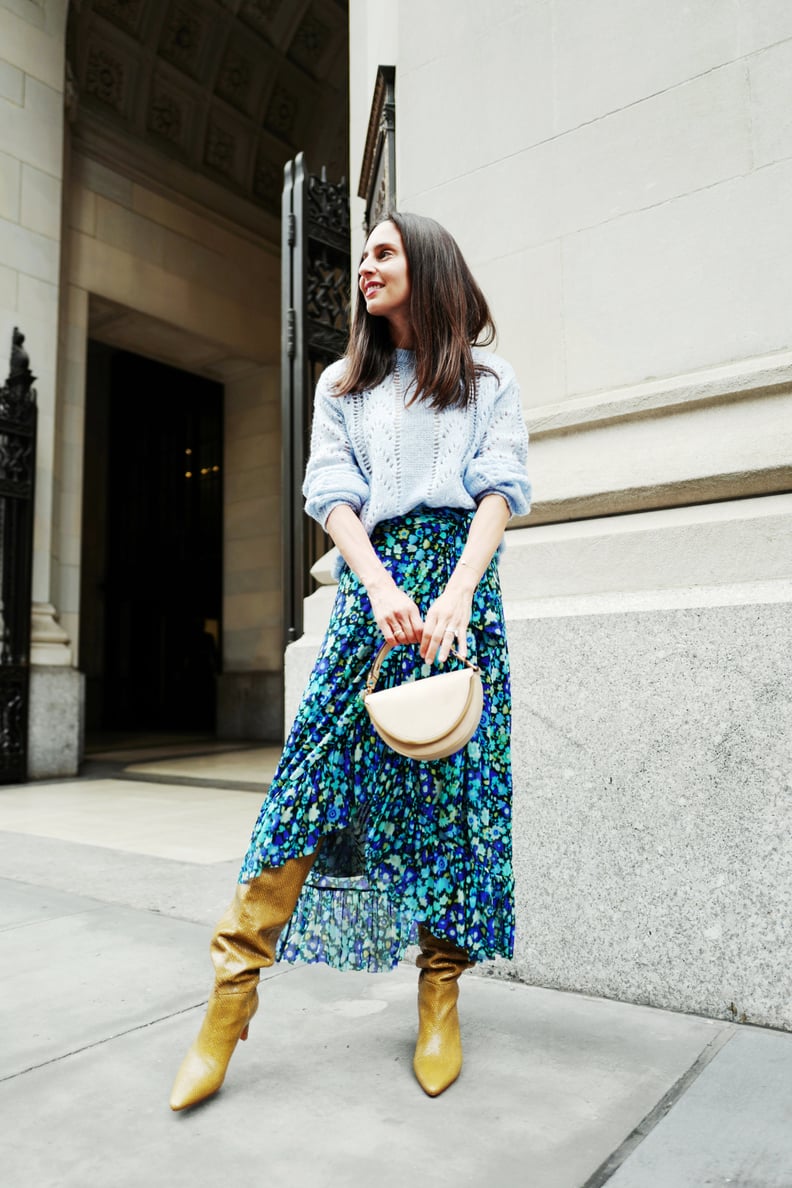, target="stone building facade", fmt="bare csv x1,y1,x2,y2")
0,0,347,771
2,0,790,1026
296,0,792,1029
